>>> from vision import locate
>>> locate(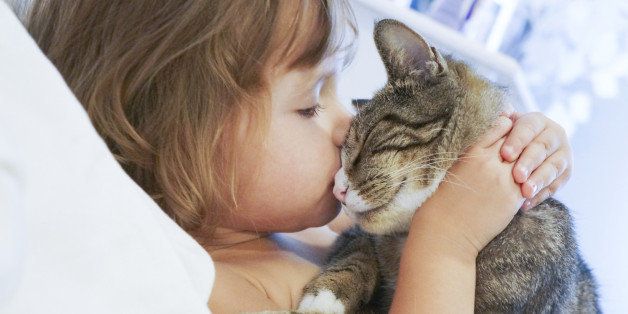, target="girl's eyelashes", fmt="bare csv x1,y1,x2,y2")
297,103,324,118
